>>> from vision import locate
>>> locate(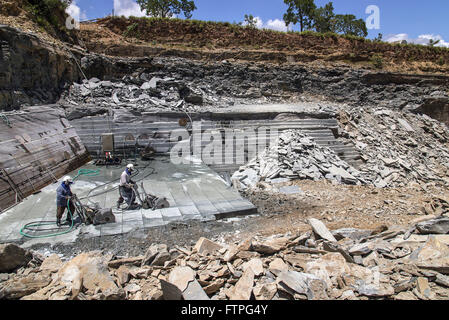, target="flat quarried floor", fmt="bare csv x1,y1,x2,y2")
0,156,256,247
